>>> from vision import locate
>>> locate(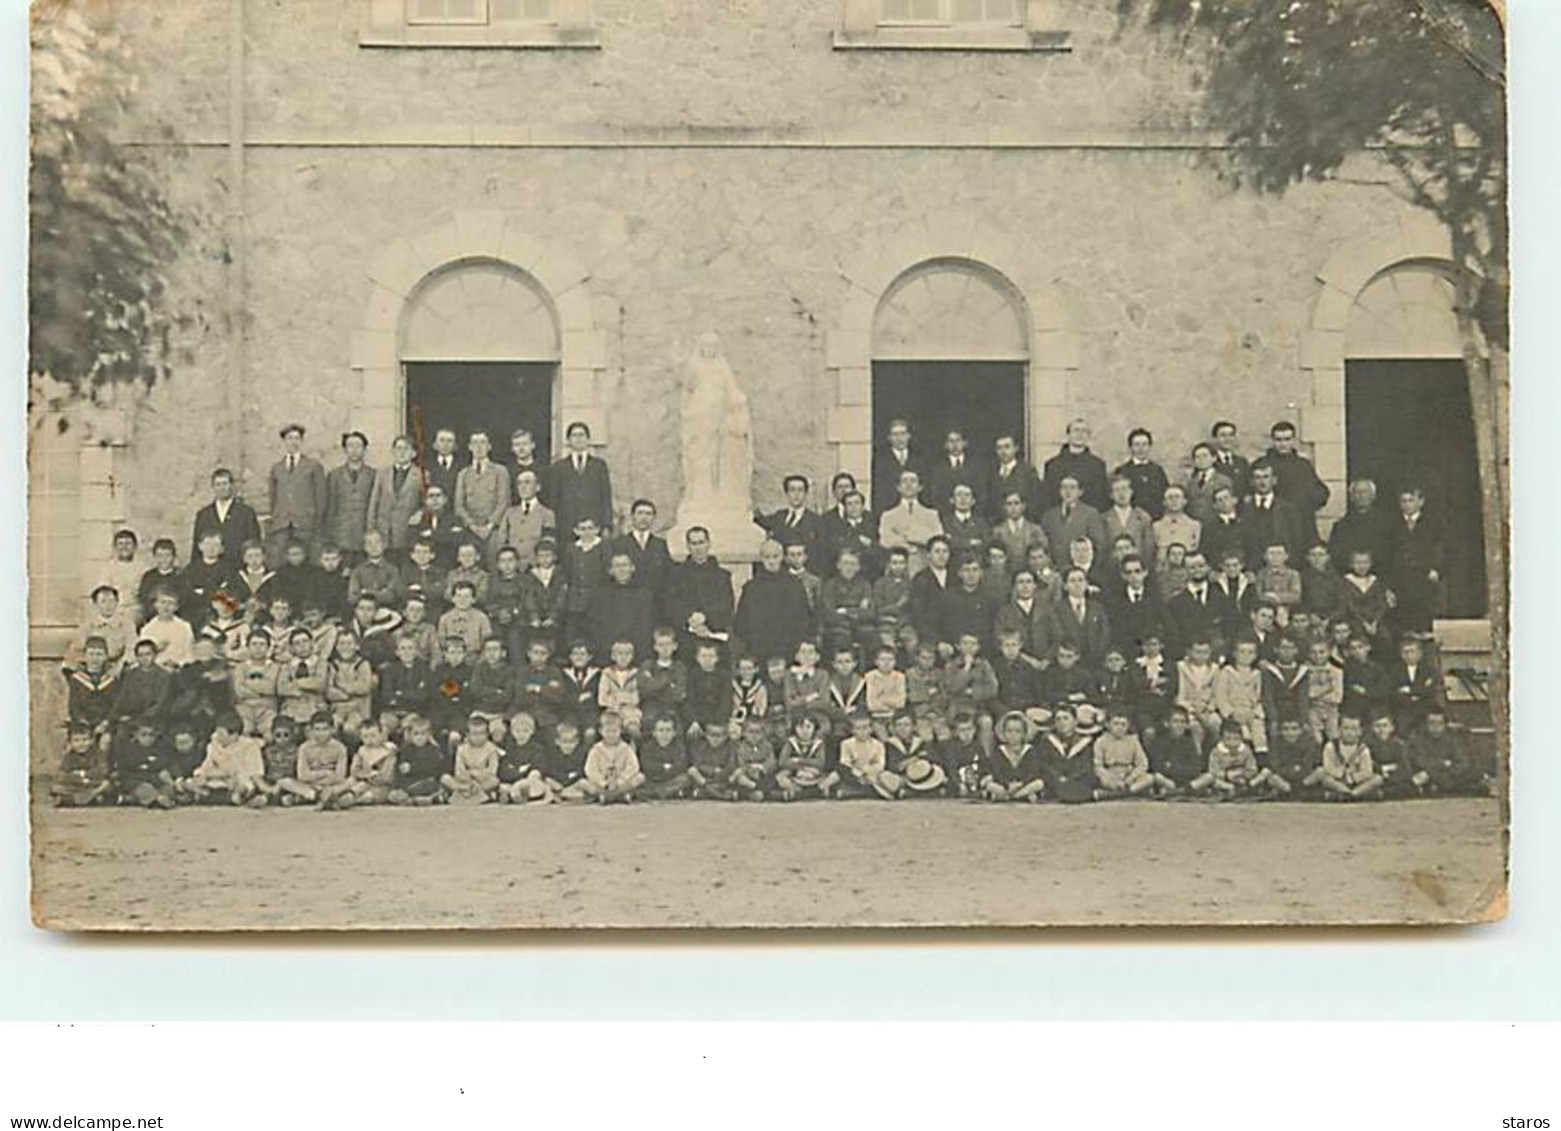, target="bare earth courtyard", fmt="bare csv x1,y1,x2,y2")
31,798,1505,930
